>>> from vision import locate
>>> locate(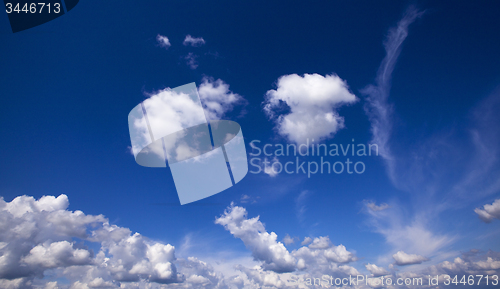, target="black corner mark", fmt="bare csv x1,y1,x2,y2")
64,0,77,12
4,0,79,33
